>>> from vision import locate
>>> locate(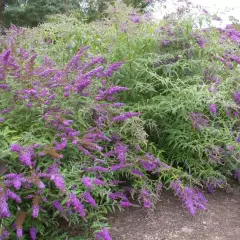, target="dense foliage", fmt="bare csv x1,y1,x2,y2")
3,0,82,27
3,0,154,27
0,1,240,239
